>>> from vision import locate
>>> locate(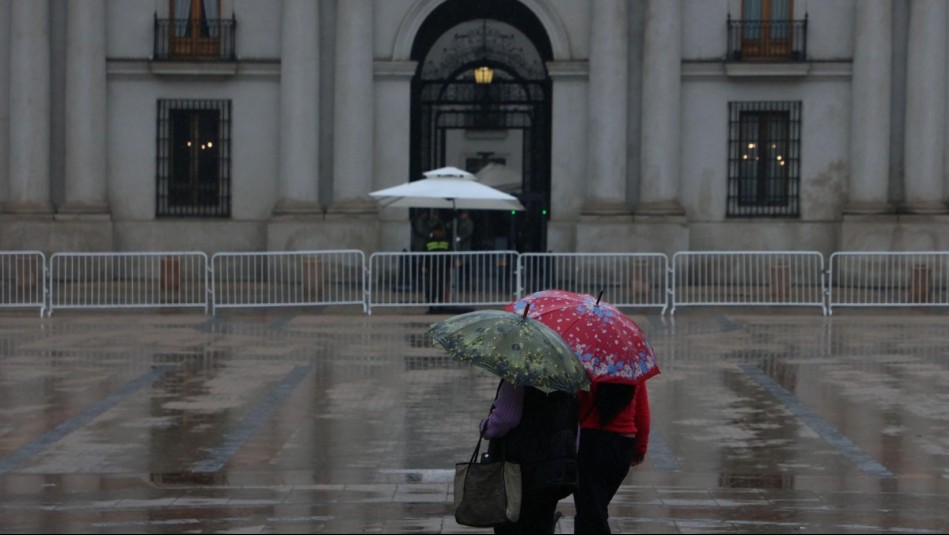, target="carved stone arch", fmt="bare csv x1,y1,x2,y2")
391,0,571,61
